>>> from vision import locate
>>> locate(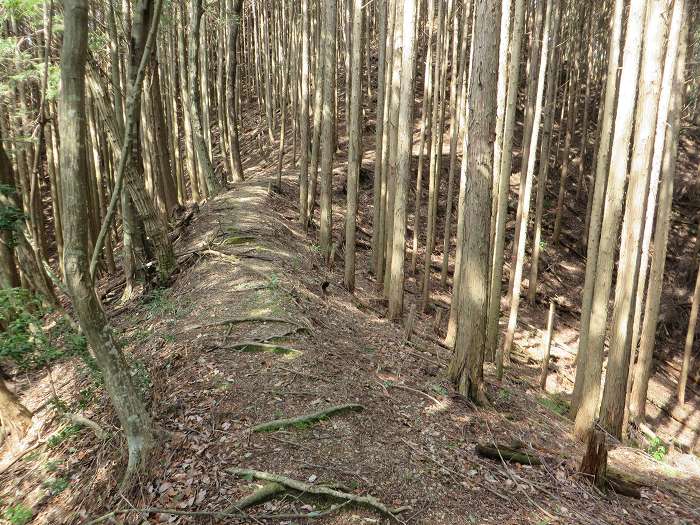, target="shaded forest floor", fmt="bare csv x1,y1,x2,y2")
2,124,700,524
4,93,700,523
